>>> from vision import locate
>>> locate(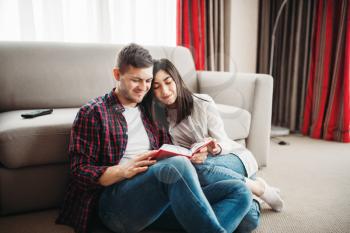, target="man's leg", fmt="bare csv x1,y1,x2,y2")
196,154,261,232
98,156,226,233
234,200,260,233
202,180,252,232
150,179,252,233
